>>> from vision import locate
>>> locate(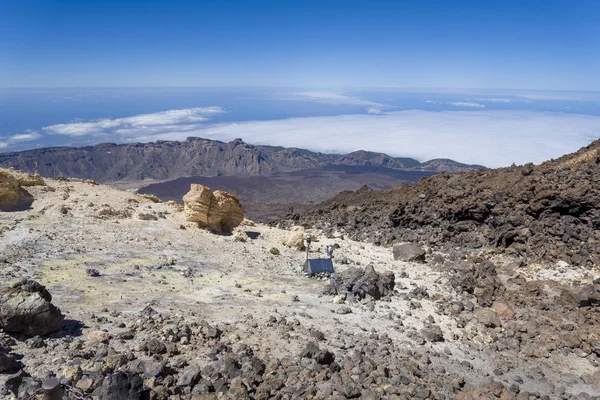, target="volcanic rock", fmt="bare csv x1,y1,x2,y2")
475,308,501,328
0,351,13,372
0,280,64,336
183,184,244,233
393,243,426,262
421,325,444,342
92,371,146,400
284,140,600,265
300,342,335,365
324,265,395,301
